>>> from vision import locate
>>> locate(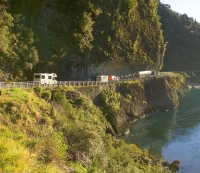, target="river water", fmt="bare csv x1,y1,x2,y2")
124,88,200,173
